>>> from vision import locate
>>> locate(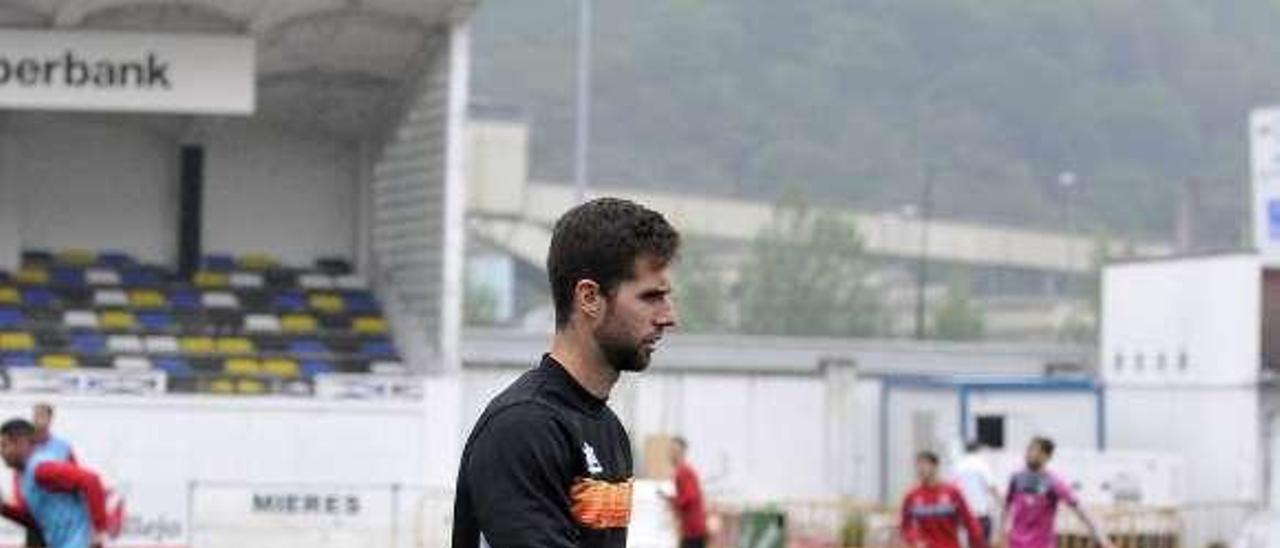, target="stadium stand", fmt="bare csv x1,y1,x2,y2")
0,249,402,396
